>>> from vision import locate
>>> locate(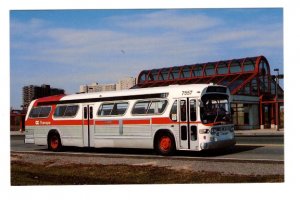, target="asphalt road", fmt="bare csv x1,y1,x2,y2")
10,135,284,161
